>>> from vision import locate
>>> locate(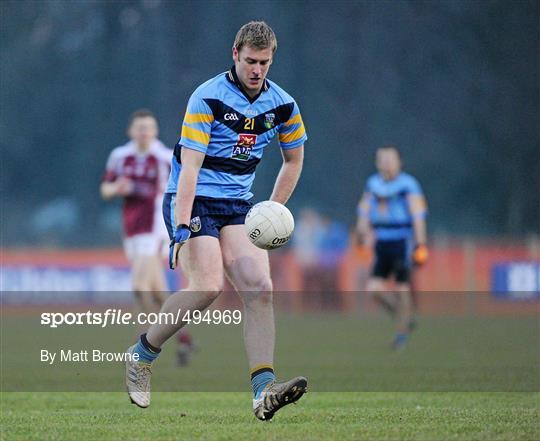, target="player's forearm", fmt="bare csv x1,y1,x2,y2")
356,217,373,247
270,152,303,205
174,148,205,226
413,218,427,245
174,166,199,226
357,217,370,237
